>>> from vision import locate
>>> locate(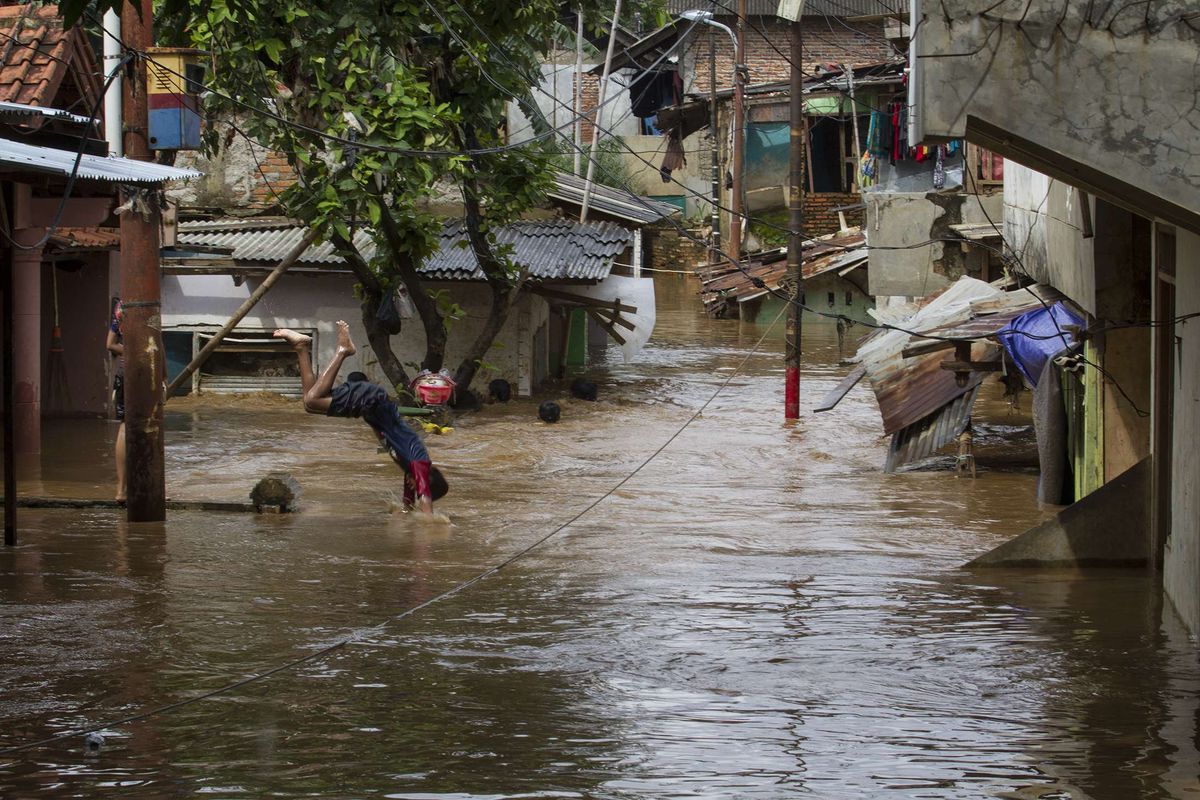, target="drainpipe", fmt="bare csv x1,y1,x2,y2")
103,9,123,156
